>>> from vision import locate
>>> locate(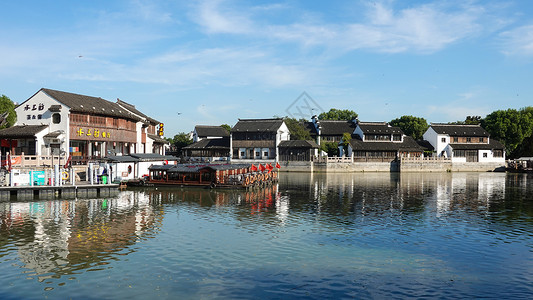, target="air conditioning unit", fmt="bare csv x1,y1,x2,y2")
51,139,61,143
